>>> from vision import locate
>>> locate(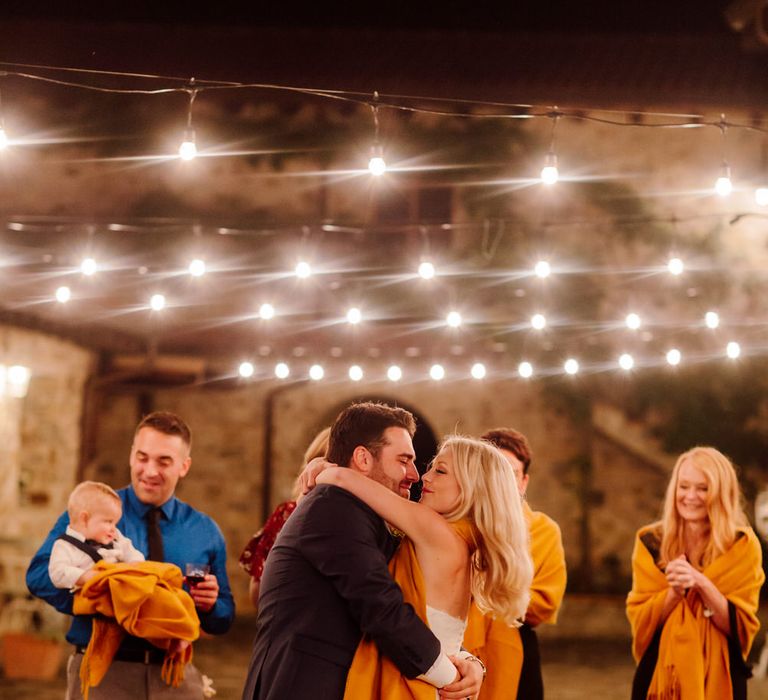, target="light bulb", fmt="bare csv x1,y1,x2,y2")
726,341,741,359
625,313,642,330
518,361,533,378
429,364,445,381
188,258,206,277
309,364,324,380
531,313,547,330
540,152,559,185
387,365,402,382
564,358,579,375
534,260,551,278
295,261,311,278
619,353,635,371
55,286,71,303
368,143,386,175
756,187,768,207
418,261,436,280
179,128,197,160
80,257,97,276
666,349,681,366
274,362,290,379
0,126,8,150
348,365,363,382
238,362,254,378
150,293,166,311
705,311,720,329
470,362,486,379
259,303,275,320
714,164,732,196
667,258,684,275
7,365,31,398
446,311,462,328
347,307,362,324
